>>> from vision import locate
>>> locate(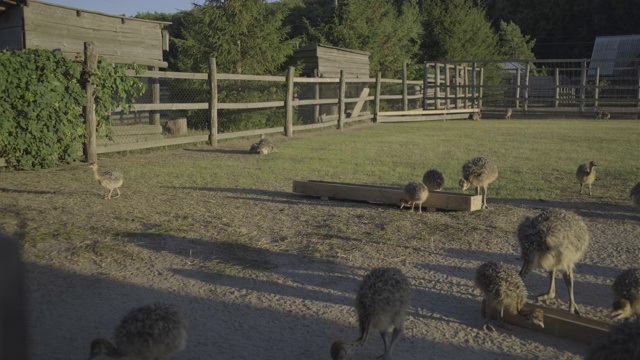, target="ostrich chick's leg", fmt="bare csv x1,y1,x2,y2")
482,299,496,332
497,306,513,331
538,270,557,303
563,270,581,315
